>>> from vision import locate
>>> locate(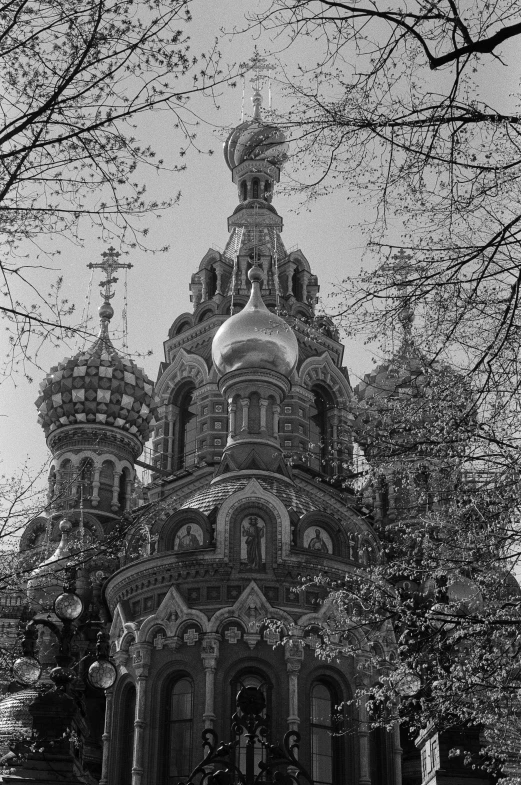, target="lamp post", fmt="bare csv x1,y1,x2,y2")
181,685,313,785
12,567,117,692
